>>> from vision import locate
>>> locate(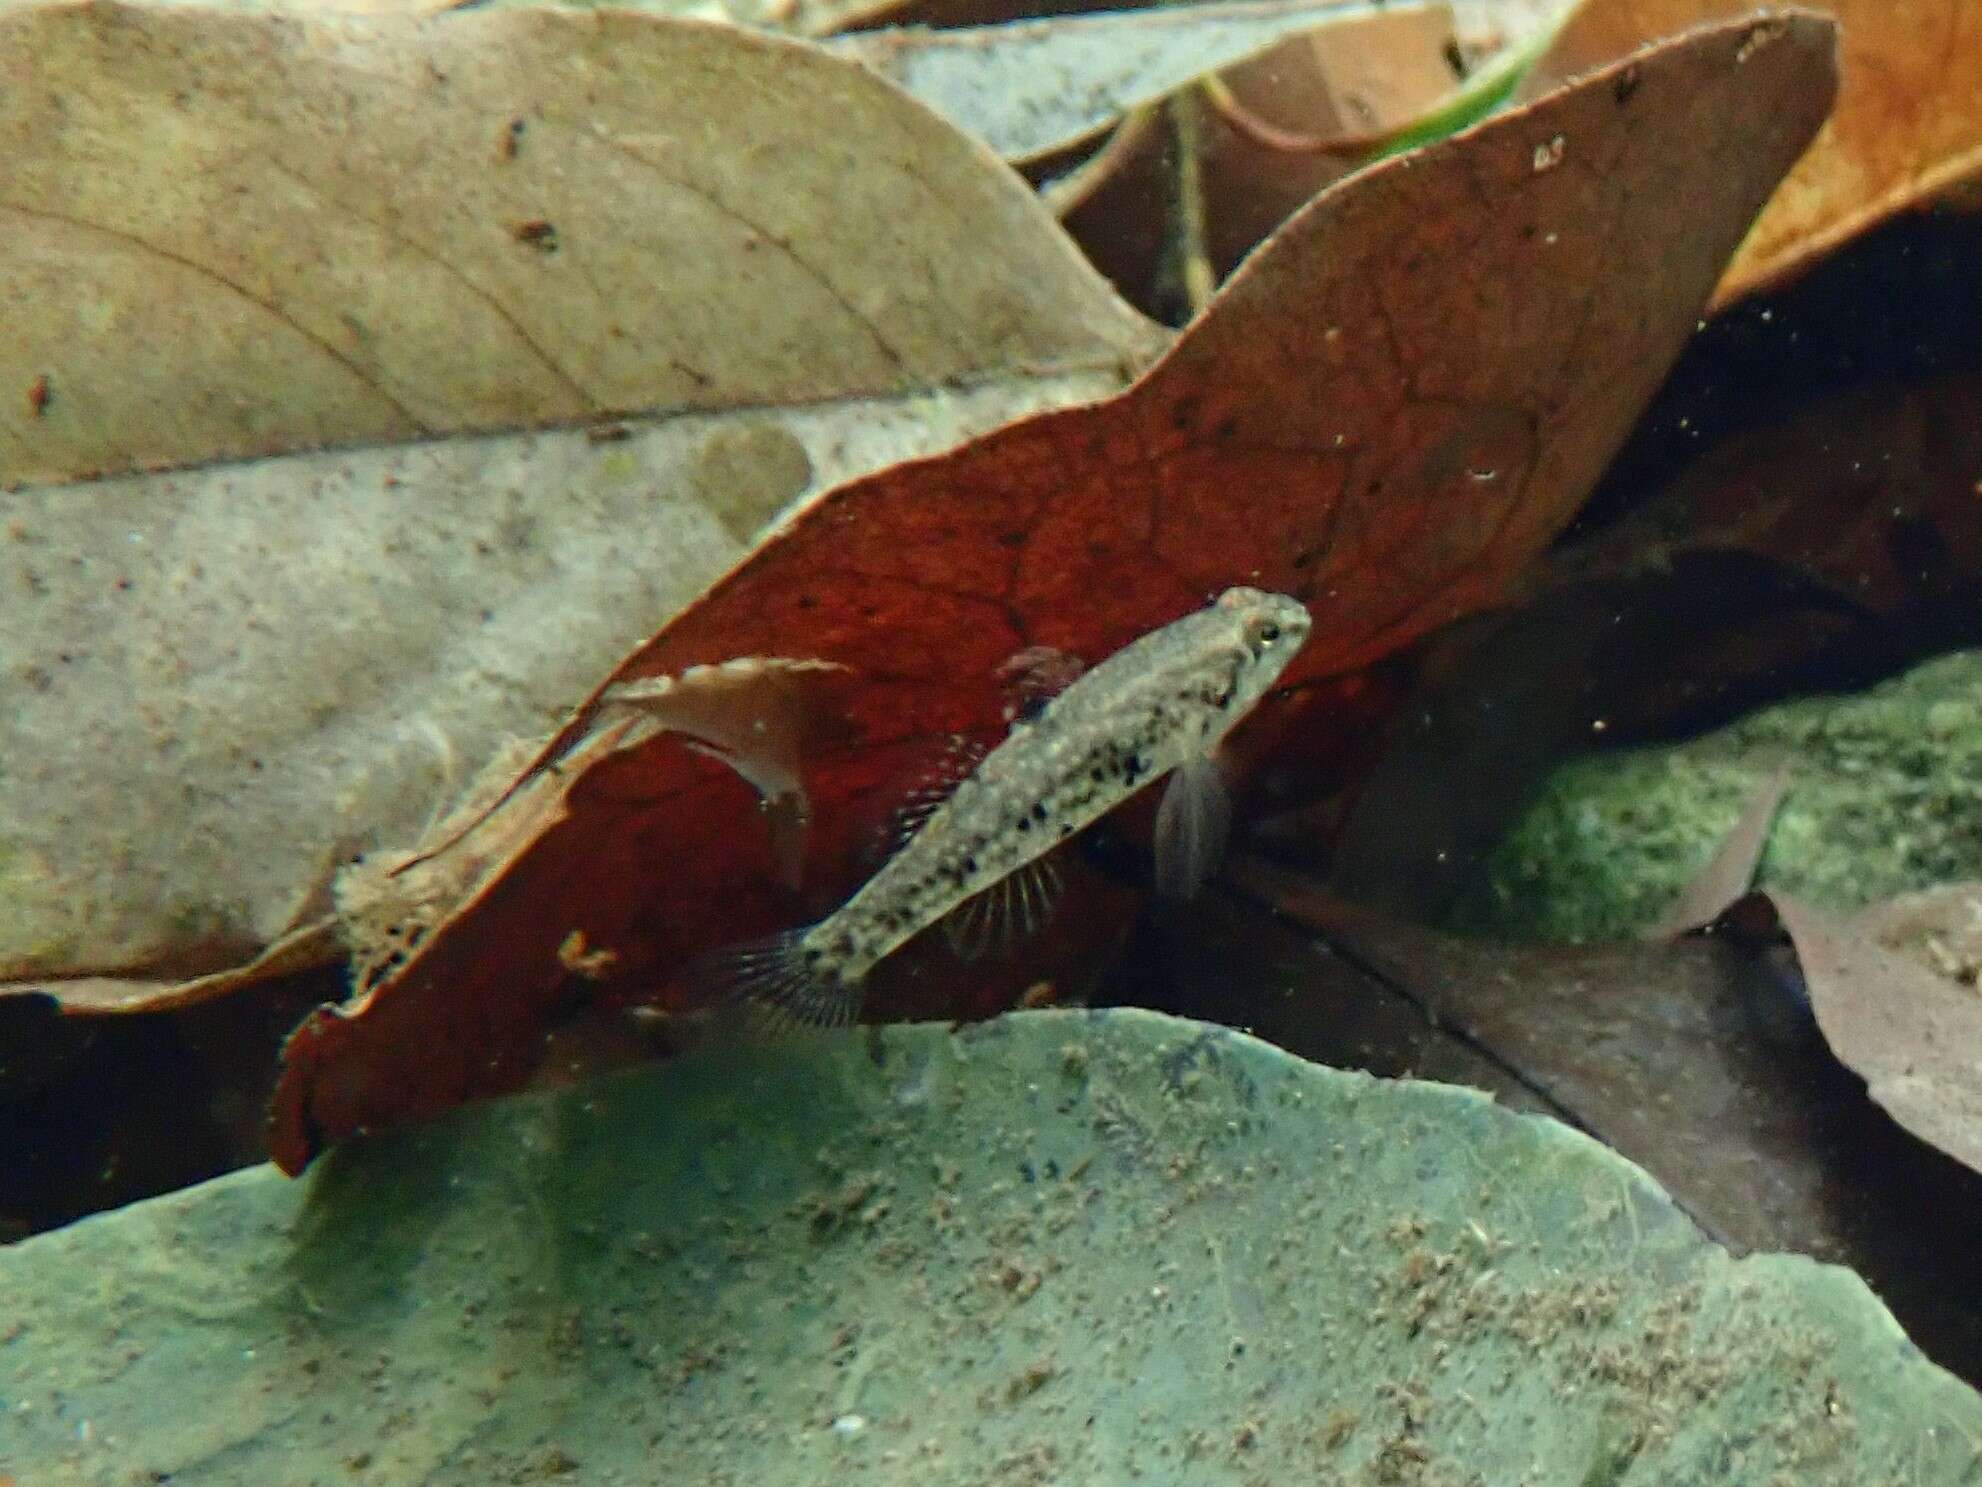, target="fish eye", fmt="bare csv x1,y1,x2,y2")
1245,617,1283,651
